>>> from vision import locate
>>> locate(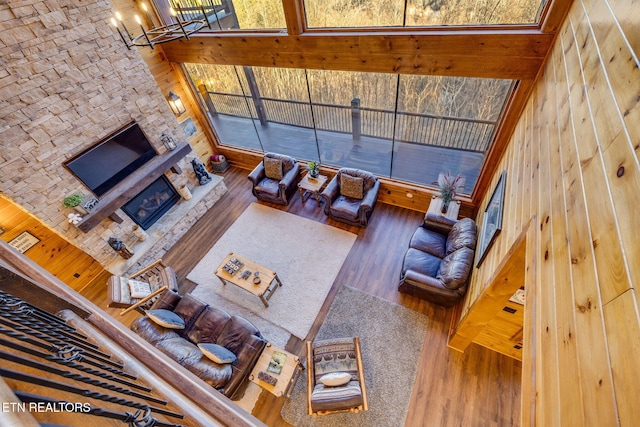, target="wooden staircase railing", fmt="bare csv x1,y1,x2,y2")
0,239,265,427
